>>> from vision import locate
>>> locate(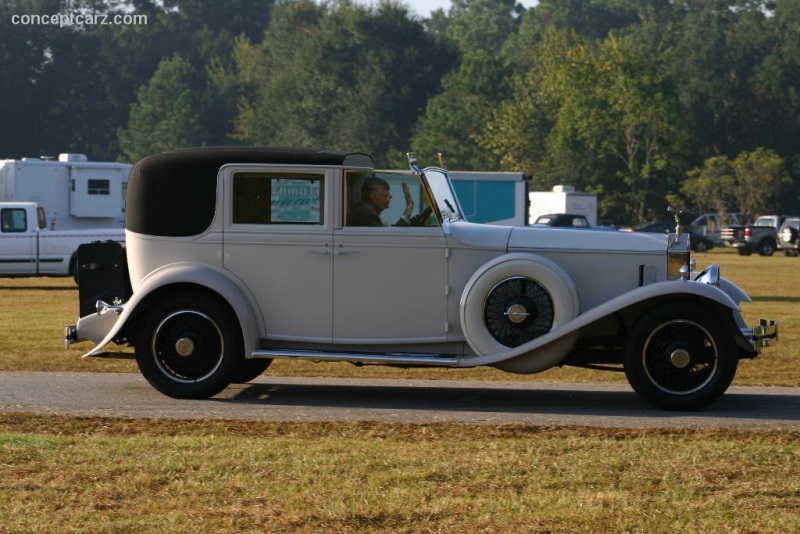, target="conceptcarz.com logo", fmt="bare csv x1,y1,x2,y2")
11,12,148,28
